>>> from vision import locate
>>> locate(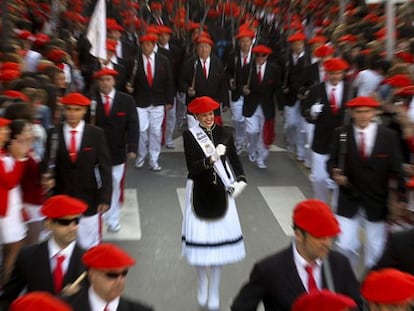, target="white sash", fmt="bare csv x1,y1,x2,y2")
189,126,234,191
